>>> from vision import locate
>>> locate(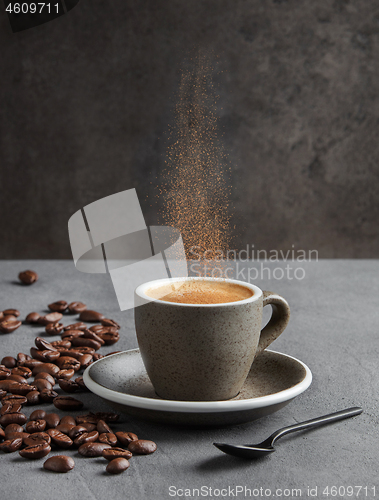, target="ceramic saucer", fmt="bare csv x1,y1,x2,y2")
83,349,312,426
